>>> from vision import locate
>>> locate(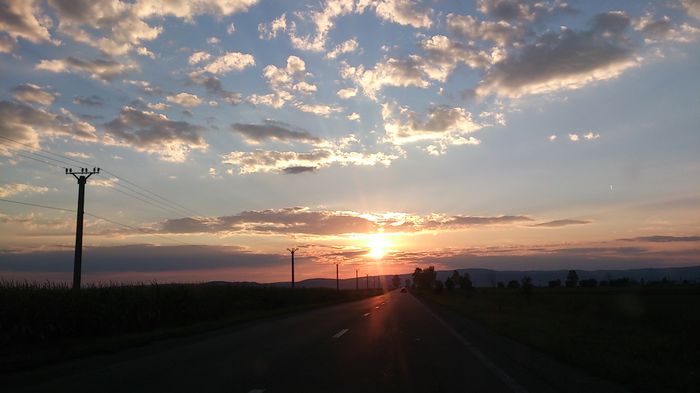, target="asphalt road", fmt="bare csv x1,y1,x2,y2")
7,290,621,393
